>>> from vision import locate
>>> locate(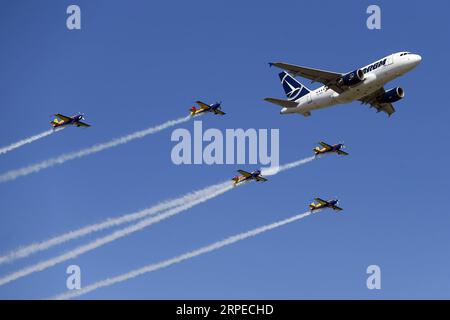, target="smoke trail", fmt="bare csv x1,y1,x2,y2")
0,116,190,183
0,156,317,265
0,129,60,155
0,182,233,286
0,180,228,265
261,156,316,176
53,210,317,300
0,155,316,285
